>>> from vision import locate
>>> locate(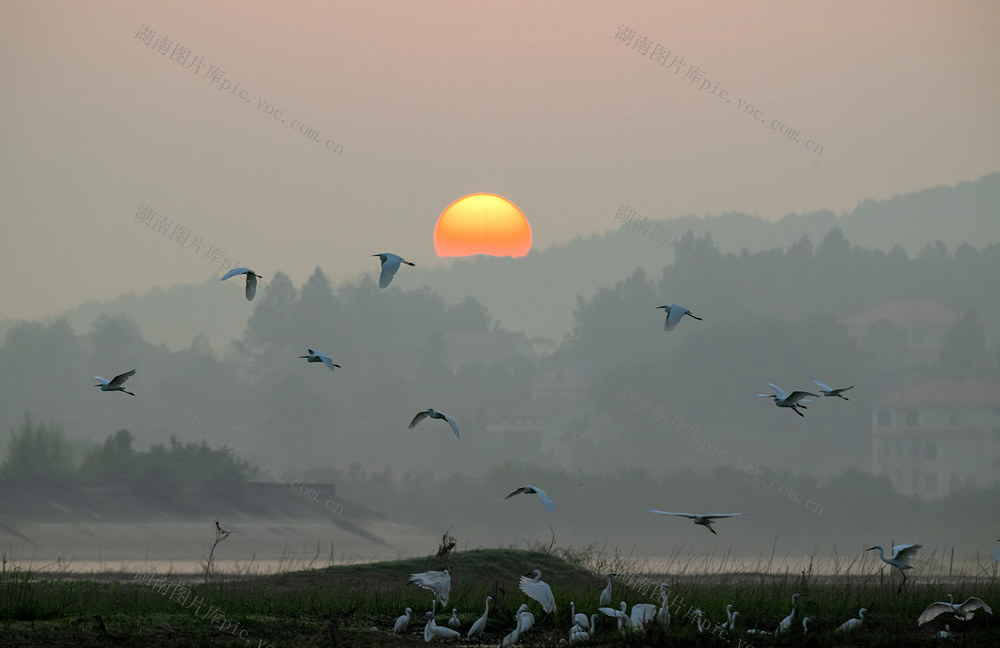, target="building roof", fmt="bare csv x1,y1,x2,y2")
875,379,1000,406
843,299,959,328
